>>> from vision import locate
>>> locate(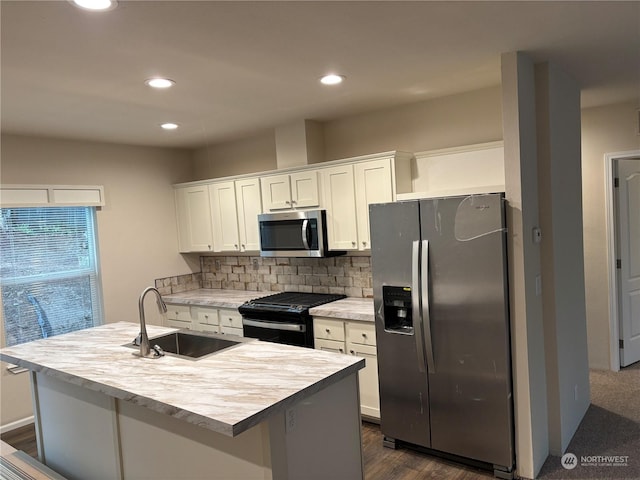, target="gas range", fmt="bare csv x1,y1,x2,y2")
238,292,346,348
